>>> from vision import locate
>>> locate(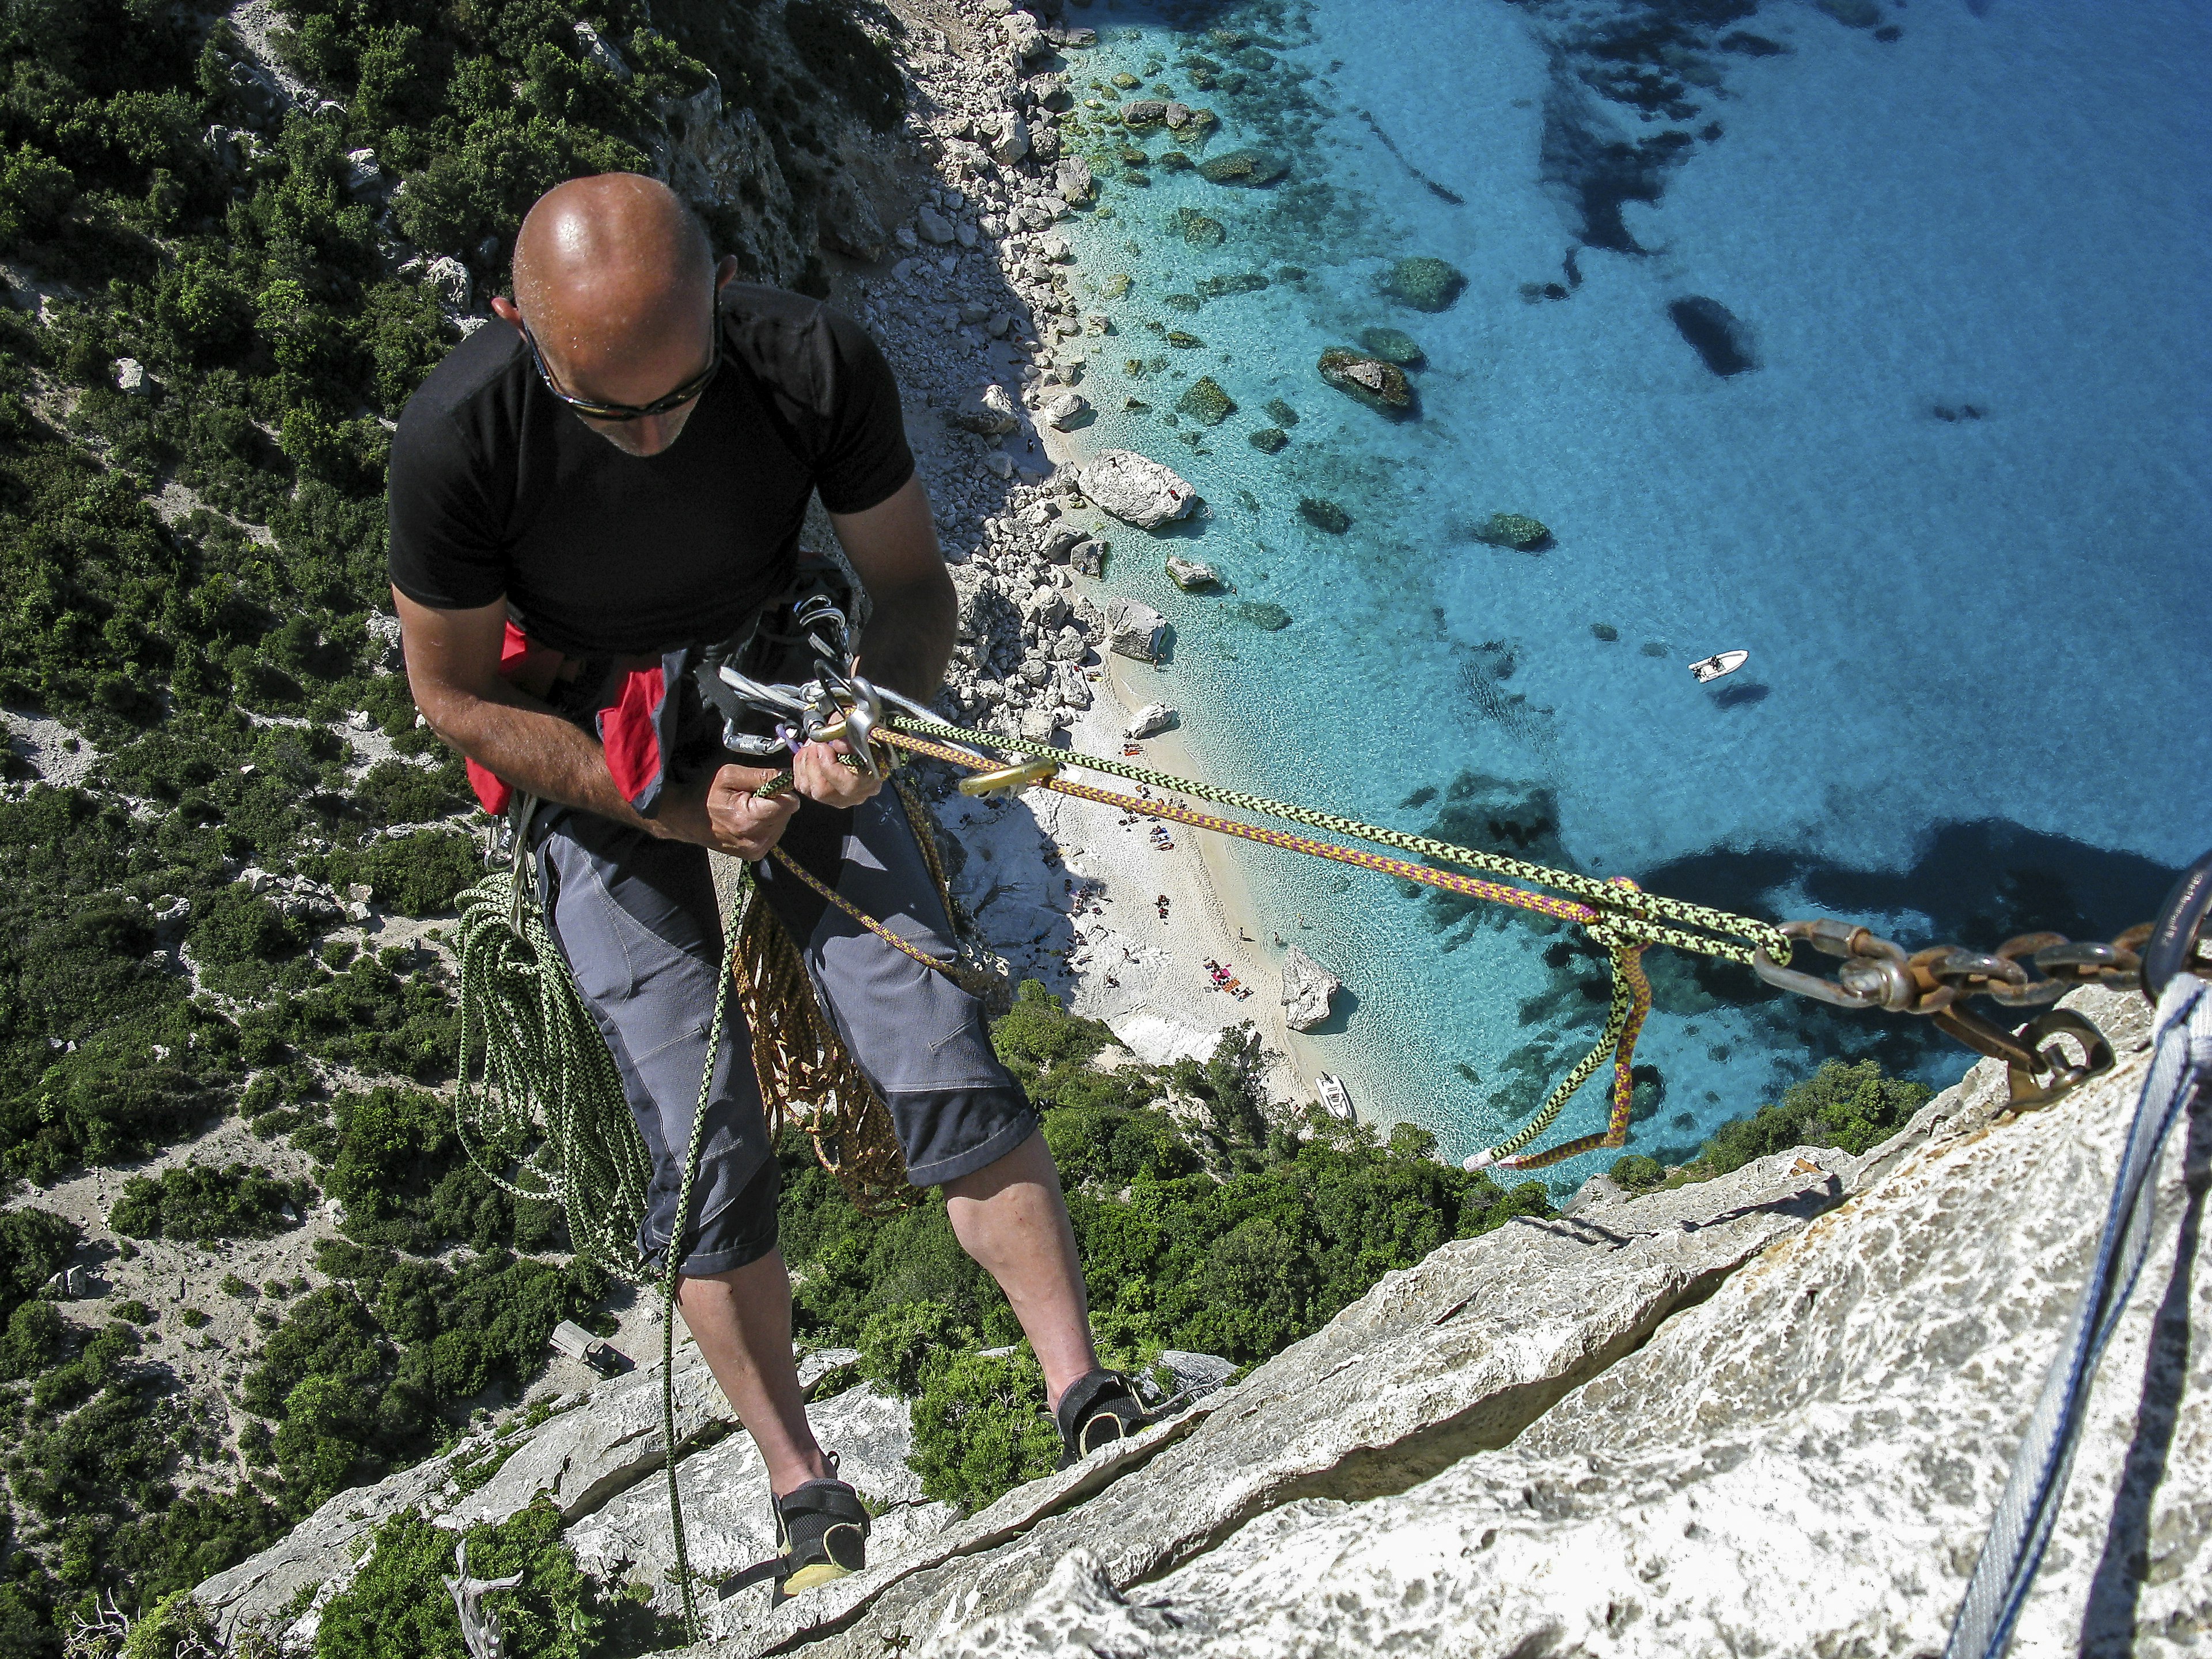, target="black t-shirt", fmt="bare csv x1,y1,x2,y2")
386,285,915,657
